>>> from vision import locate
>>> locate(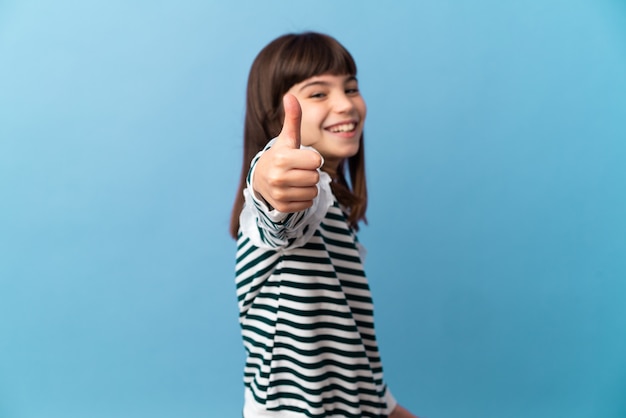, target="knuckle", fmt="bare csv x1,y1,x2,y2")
314,154,323,167
274,152,291,167
306,151,322,168
274,203,288,212
272,189,287,201
266,171,286,187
